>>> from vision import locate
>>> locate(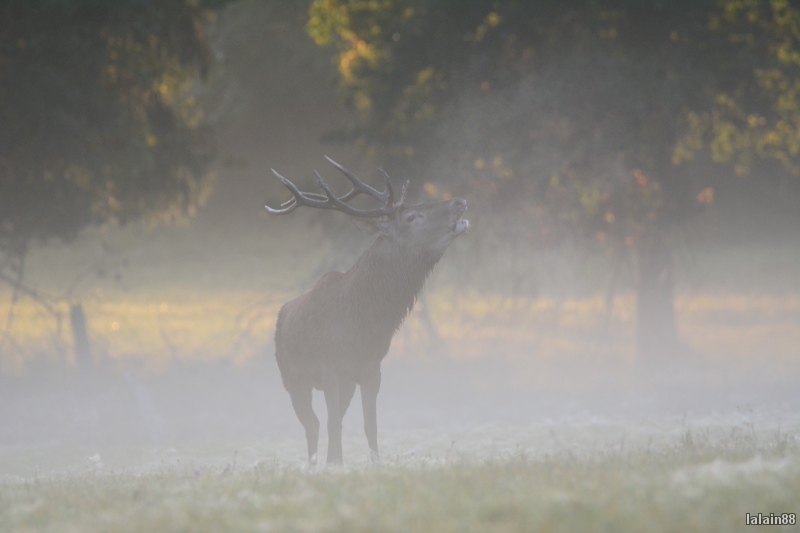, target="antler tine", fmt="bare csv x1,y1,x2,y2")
265,200,299,215
314,170,396,218
265,169,330,214
277,192,330,209
378,168,395,207
324,156,389,202
396,180,410,208
265,170,298,213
